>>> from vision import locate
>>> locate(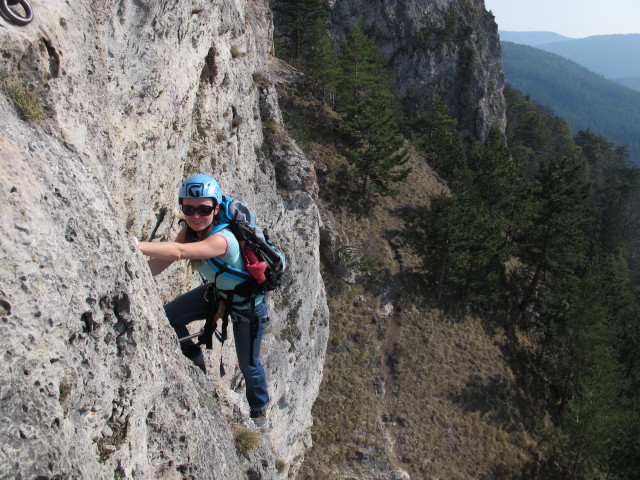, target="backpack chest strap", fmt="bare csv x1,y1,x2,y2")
207,257,251,282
